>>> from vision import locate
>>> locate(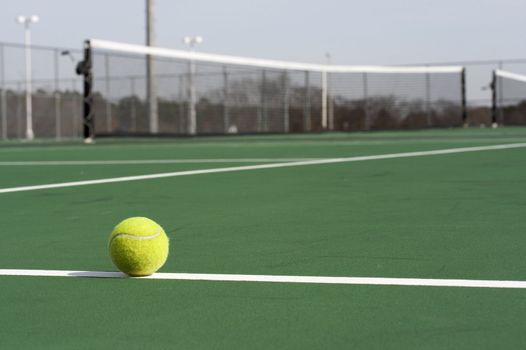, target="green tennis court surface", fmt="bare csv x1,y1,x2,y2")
1,128,526,349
